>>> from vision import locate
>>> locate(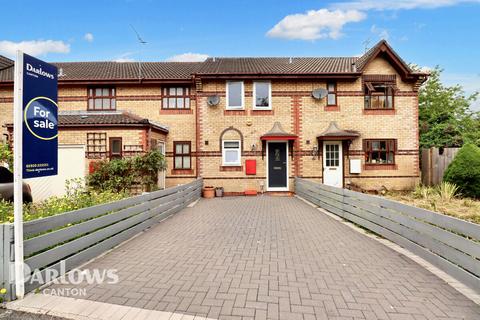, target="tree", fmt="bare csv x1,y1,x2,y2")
418,67,480,148
443,143,480,198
